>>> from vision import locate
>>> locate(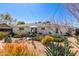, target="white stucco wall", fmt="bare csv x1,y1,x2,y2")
12,27,31,33
37,27,57,35
12,25,69,35
24,27,31,32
